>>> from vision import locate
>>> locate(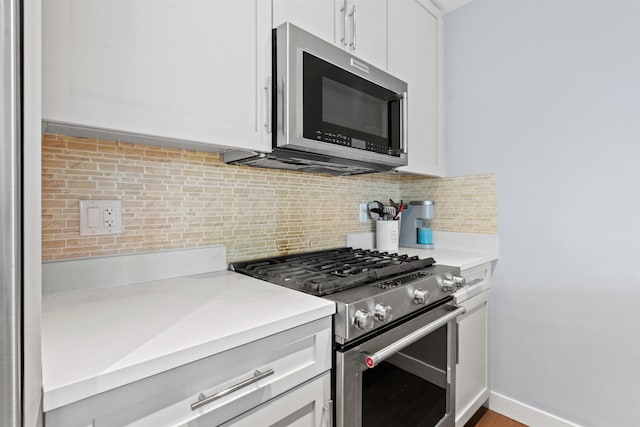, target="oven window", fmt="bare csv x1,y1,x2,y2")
302,52,401,155
361,324,448,427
